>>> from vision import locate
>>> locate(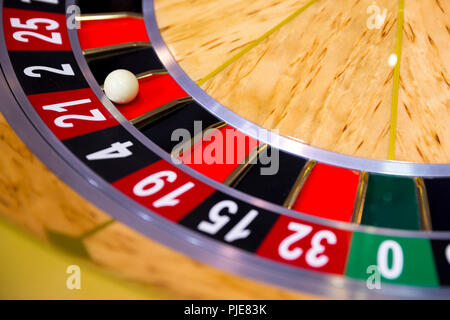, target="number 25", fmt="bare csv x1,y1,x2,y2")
10,17,62,44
